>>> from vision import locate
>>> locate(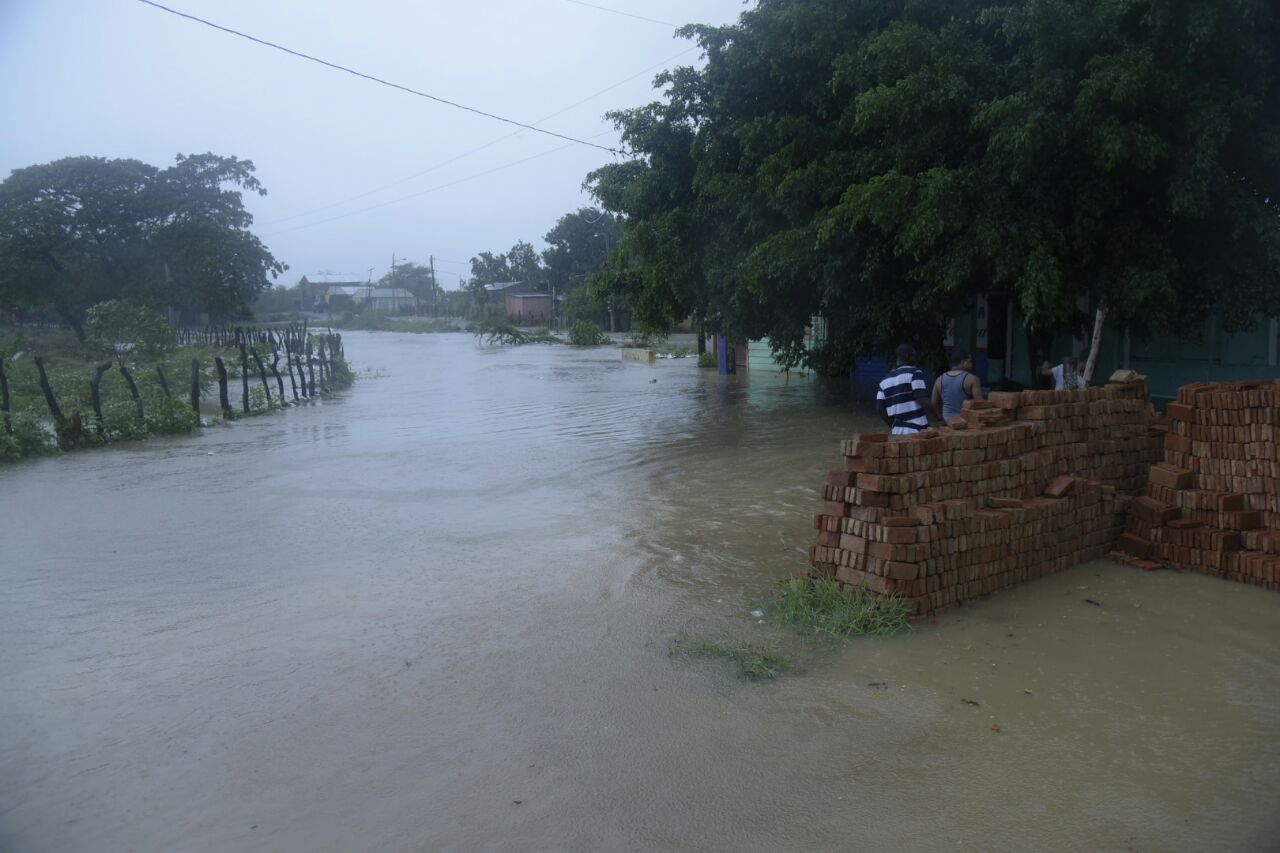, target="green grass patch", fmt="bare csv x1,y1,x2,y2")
767,577,911,639
669,633,788,681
